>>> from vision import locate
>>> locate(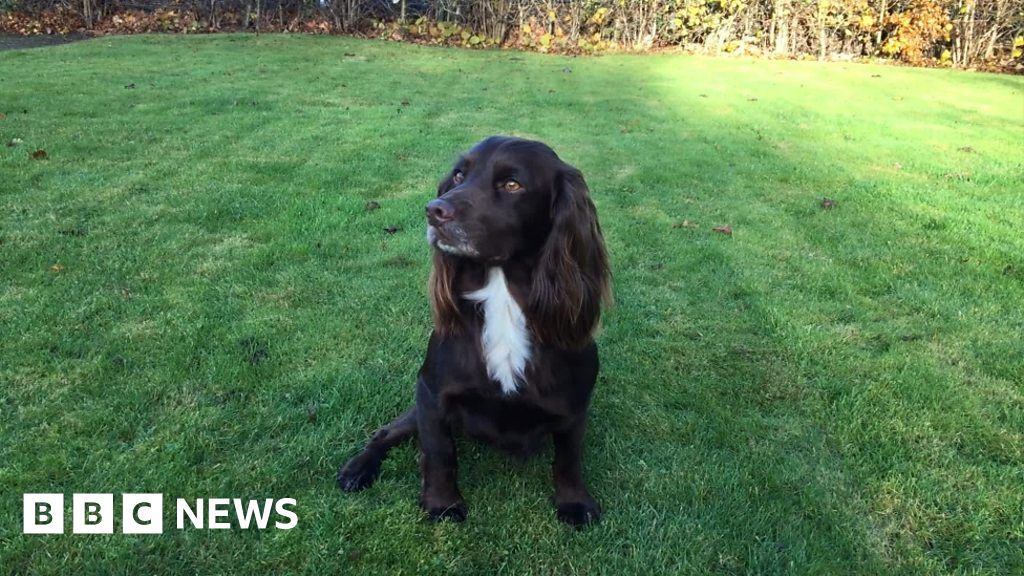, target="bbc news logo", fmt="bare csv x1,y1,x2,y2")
23,494,297,534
